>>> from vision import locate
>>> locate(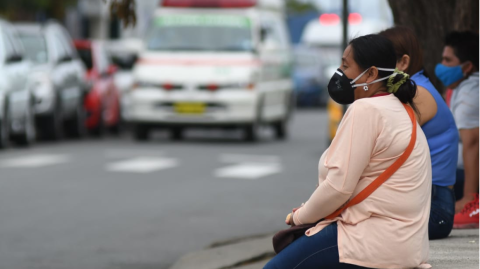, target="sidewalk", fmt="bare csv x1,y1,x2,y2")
169,229,479,269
